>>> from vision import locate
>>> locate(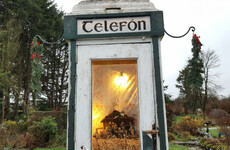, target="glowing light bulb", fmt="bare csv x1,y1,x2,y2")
114,72,129,88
